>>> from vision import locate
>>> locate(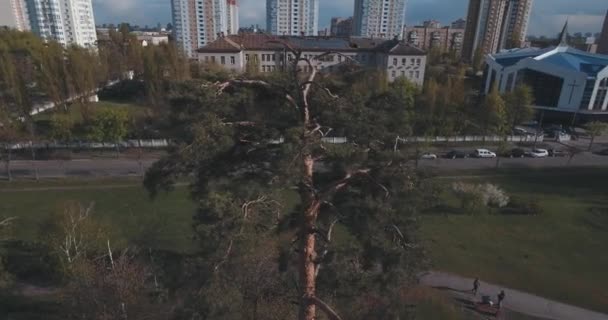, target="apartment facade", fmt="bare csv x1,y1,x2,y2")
462,0,532,60
353,0,406,39
171,0,239,58
227,0,239,34
330,17,353,37
266,0,319,36
197,34,427,85
598,10,608,55
403,25,465,53
0,0,30,31
24,0,96,47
